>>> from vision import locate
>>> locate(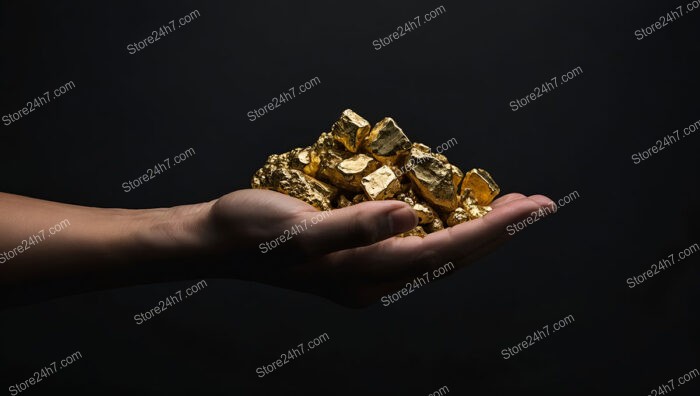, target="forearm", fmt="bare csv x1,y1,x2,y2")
0,193,216,306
